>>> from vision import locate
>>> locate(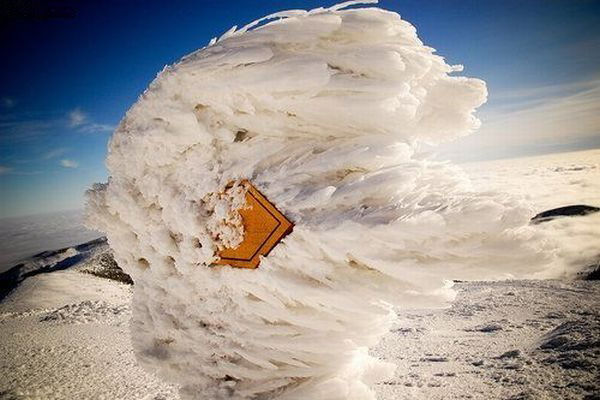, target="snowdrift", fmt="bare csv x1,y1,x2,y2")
86,2,561,399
